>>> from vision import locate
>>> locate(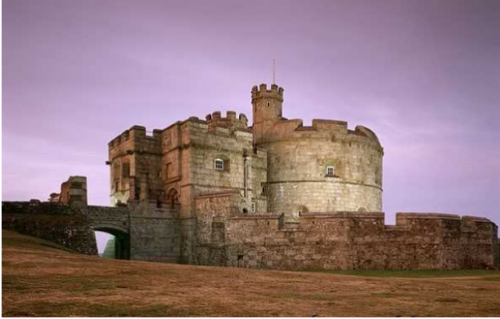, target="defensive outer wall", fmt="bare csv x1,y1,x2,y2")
195,192,499,270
